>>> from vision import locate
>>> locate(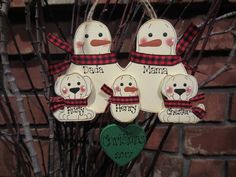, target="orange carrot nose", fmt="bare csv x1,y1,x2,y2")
124,86,138,93
90,39,111,46
139,39,162,47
